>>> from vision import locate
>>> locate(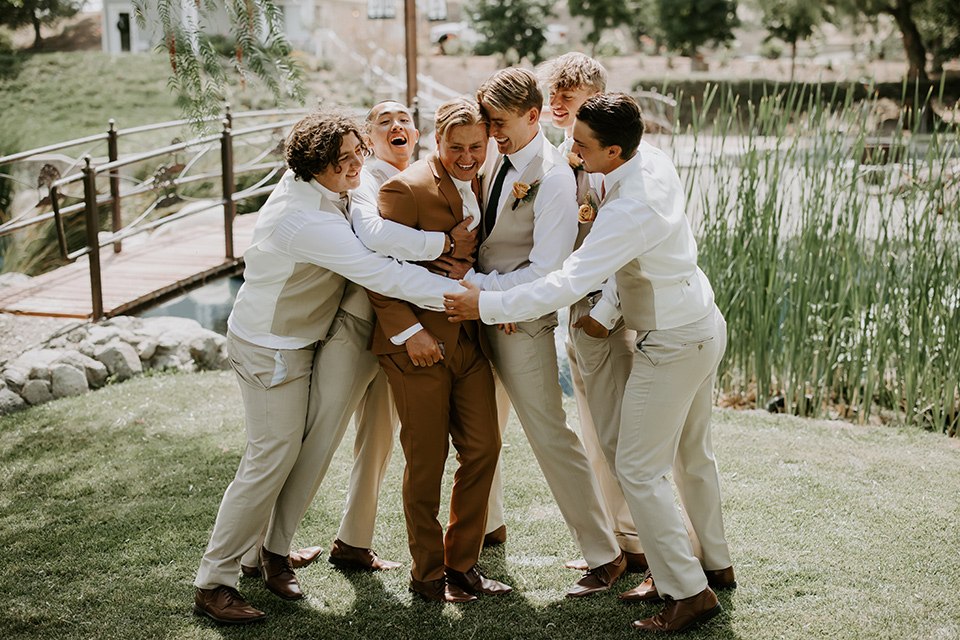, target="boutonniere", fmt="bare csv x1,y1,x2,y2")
510,179,542,210
578,192,598,223
567,153,584,172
